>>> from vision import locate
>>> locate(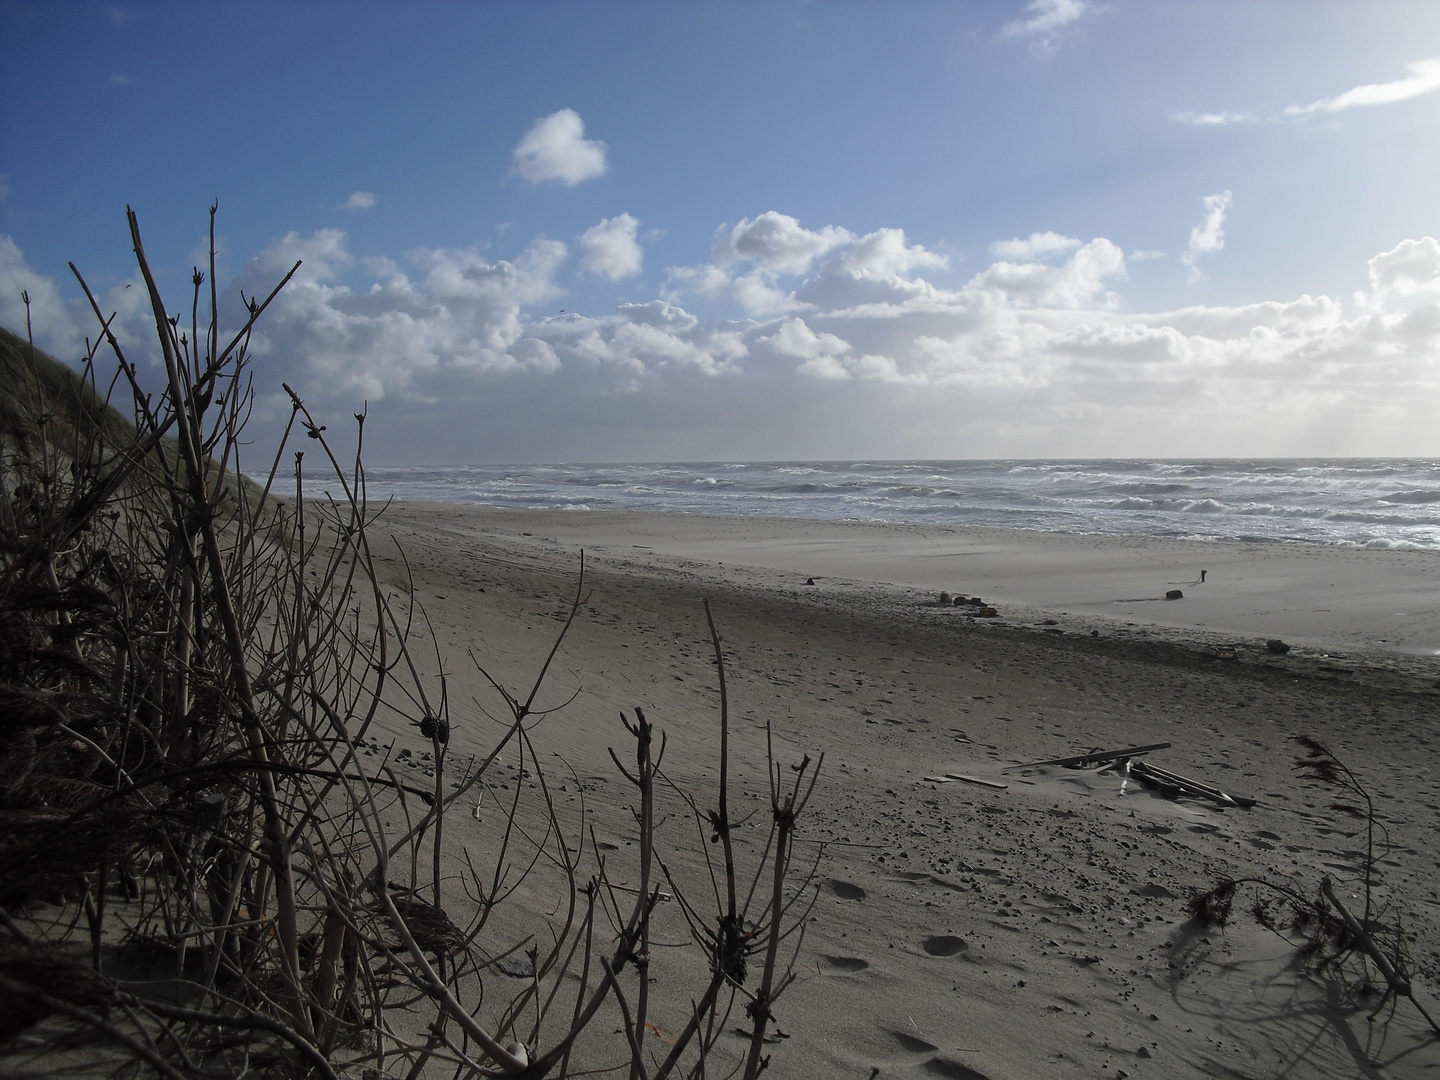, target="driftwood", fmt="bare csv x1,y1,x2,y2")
945,774,1008,790
1128,760,1256,808
1006,742,1172,771
1320,876,1440,1034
